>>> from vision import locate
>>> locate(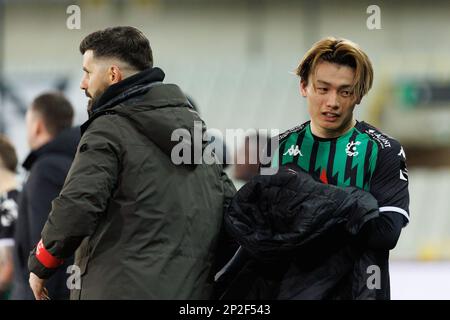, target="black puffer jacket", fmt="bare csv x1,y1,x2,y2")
216,167,382,300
